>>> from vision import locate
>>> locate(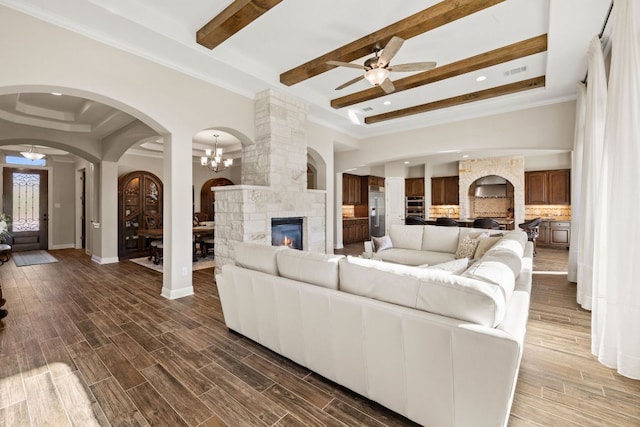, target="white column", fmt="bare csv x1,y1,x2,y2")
92,160,119,264
162,132,194,299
